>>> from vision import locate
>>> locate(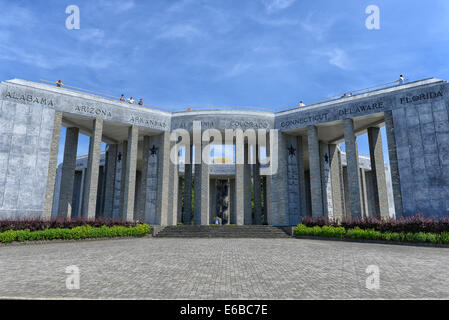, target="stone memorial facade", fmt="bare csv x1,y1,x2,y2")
0,78,448,225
